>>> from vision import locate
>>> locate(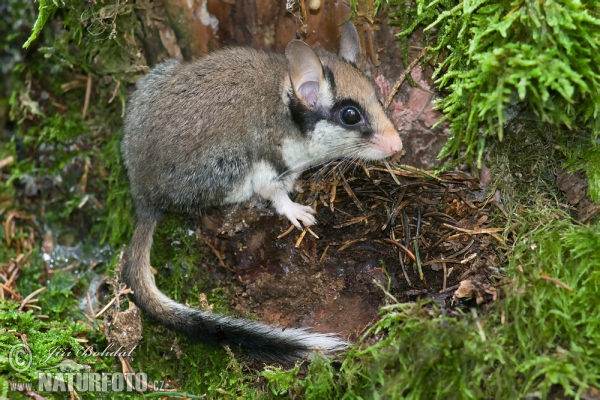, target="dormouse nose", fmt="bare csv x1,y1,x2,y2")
383,129,403,156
